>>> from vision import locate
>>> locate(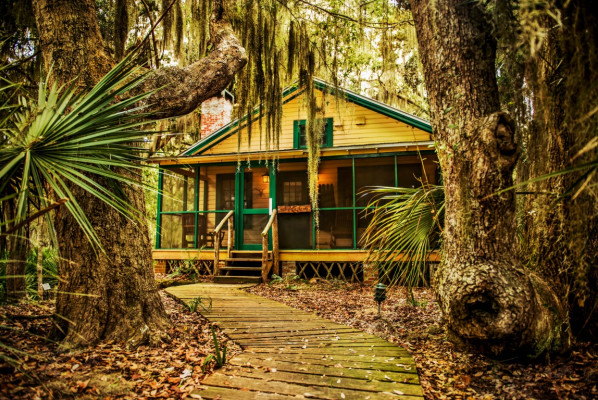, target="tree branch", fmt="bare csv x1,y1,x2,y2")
135,0,247,118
